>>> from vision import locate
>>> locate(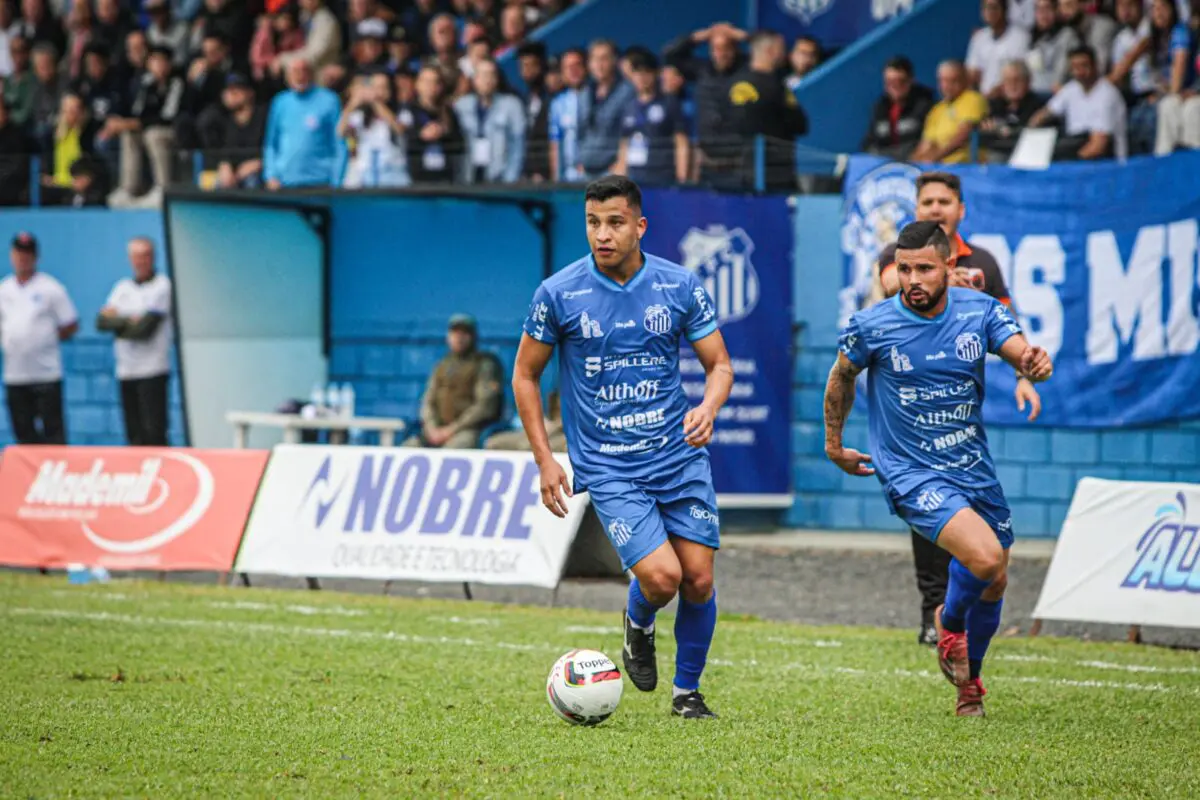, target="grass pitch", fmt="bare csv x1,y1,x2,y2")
2,572,1198,798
